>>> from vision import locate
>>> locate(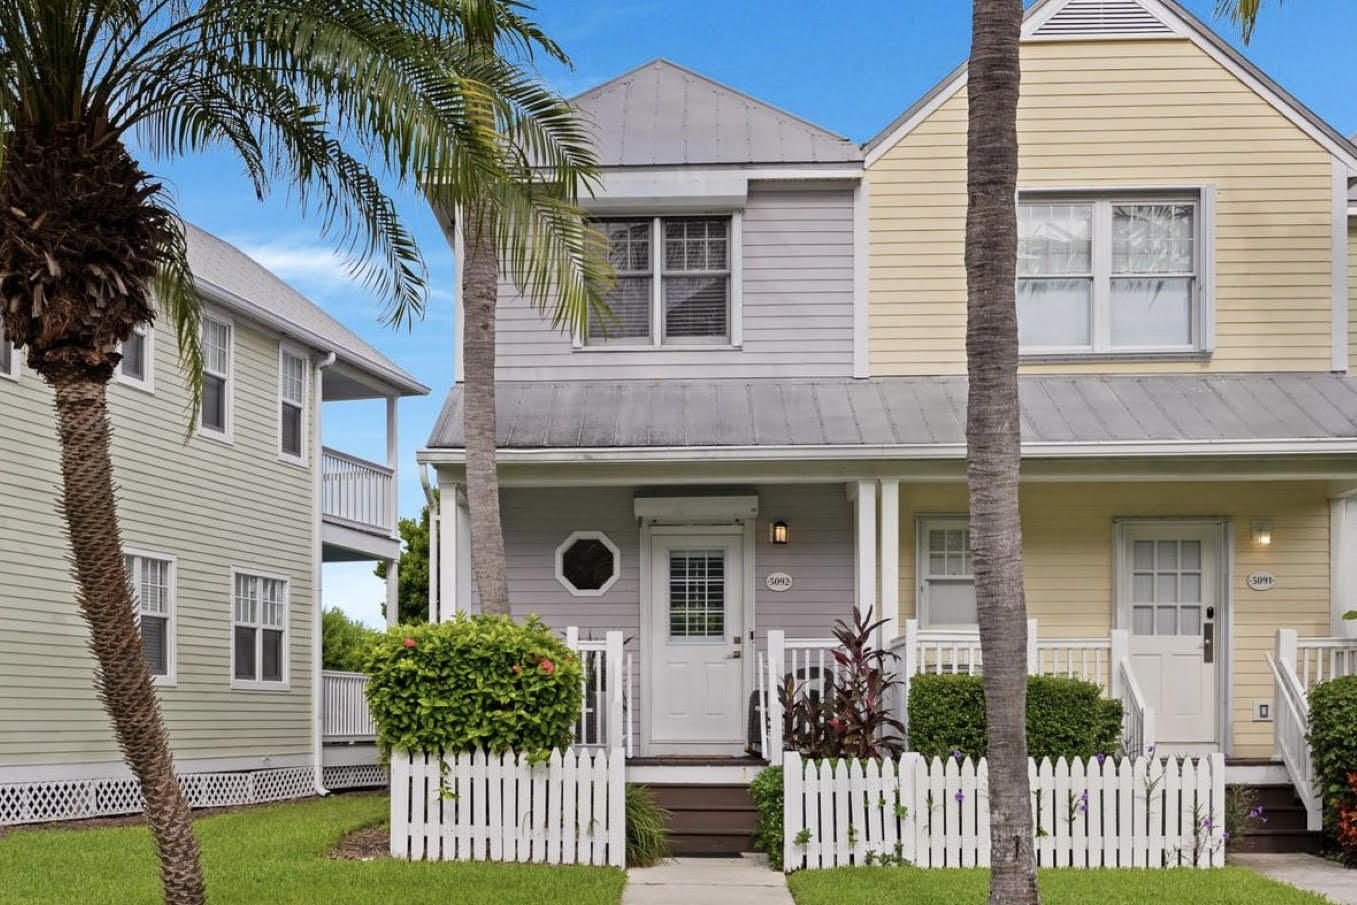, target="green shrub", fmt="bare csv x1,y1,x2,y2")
750,766,784,870
624,784,671,867
1308,675,1357,835
321,608,382,673
908,674,1122,762
364,614,582,758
